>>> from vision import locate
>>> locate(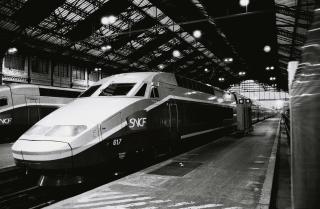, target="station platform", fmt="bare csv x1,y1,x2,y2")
0,143,14,169
46,118,280,209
